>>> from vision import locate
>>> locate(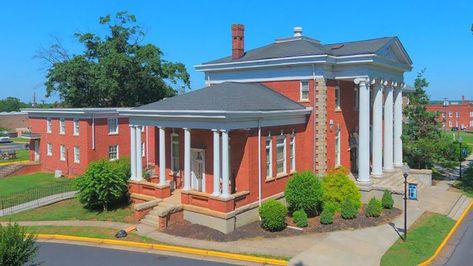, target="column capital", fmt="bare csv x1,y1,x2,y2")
129,124,136,128
157,126,165,129
220,129,229,133
354,77,370,85
211,129,220,132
